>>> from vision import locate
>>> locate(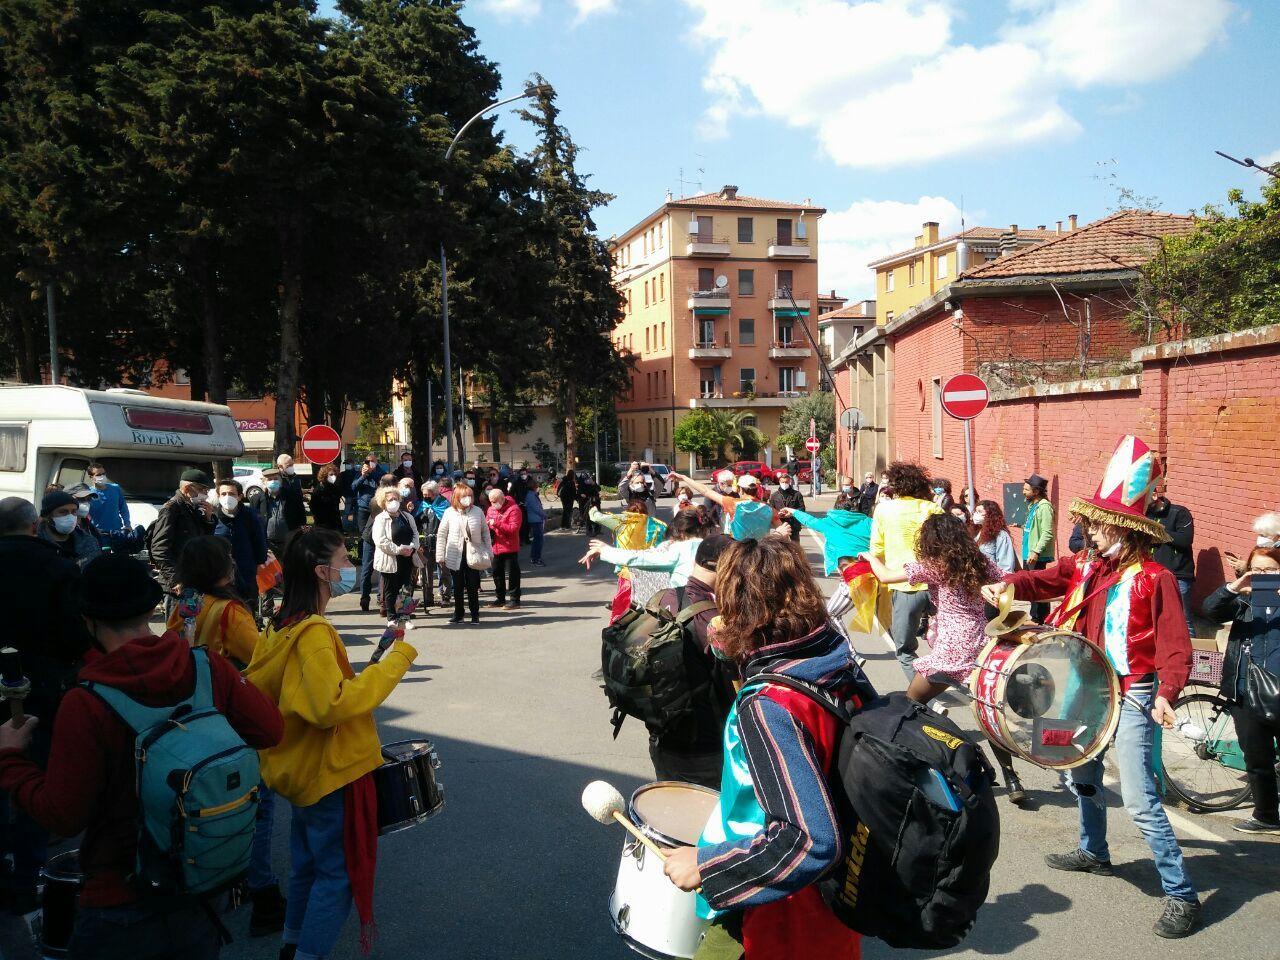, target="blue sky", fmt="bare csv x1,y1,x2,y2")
325,0,1278,298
